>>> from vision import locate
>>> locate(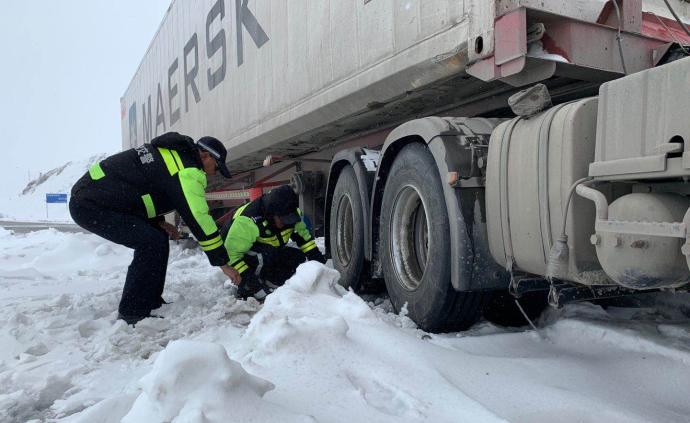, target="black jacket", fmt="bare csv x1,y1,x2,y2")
71,132,229,266
222,195,324,275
